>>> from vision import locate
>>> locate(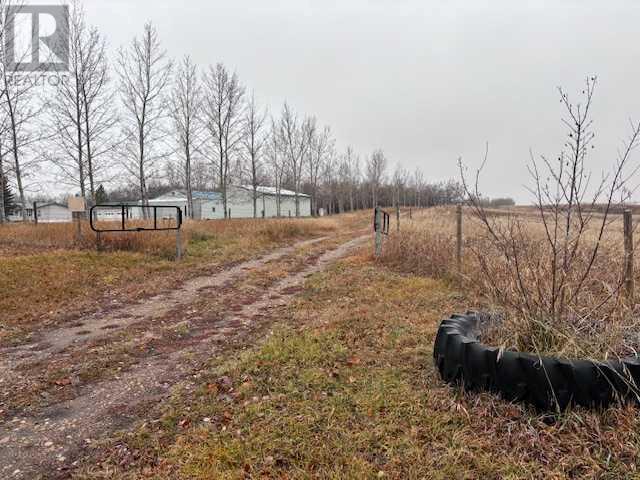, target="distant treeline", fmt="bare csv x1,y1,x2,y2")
0,3,486,222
